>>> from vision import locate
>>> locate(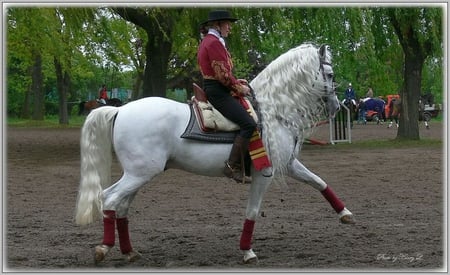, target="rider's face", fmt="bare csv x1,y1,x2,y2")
219,21,232,37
